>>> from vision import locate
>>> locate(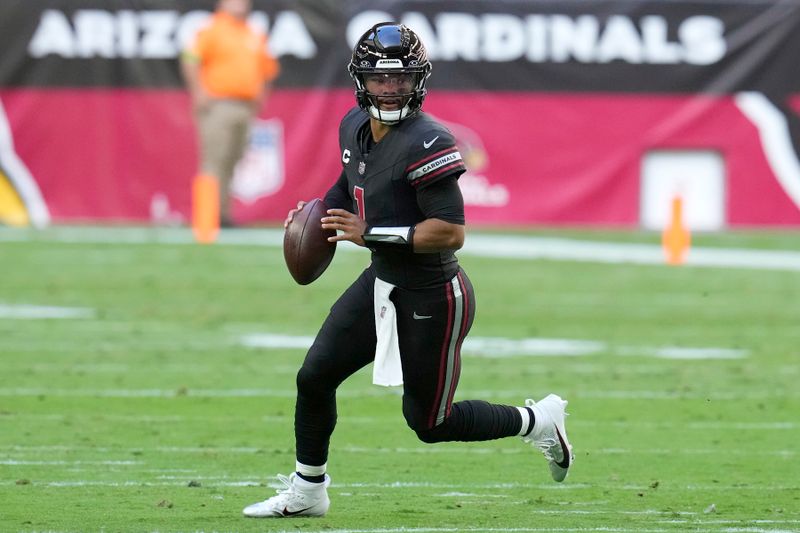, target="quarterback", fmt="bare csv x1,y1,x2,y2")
243,23,574,518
